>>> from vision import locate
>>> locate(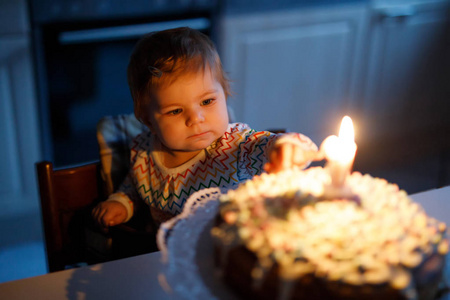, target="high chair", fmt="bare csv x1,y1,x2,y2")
37,160,157,273
37,114,155,273
36,160,108,272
